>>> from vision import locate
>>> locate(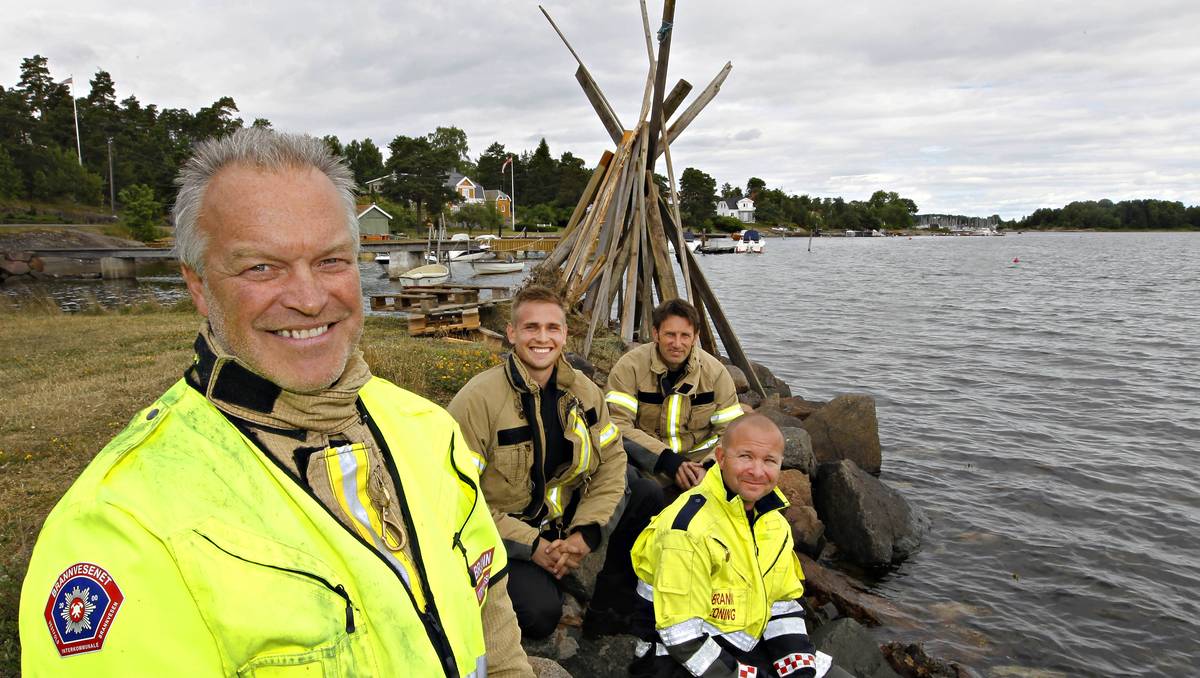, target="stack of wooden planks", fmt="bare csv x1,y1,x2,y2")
535,1,764,396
